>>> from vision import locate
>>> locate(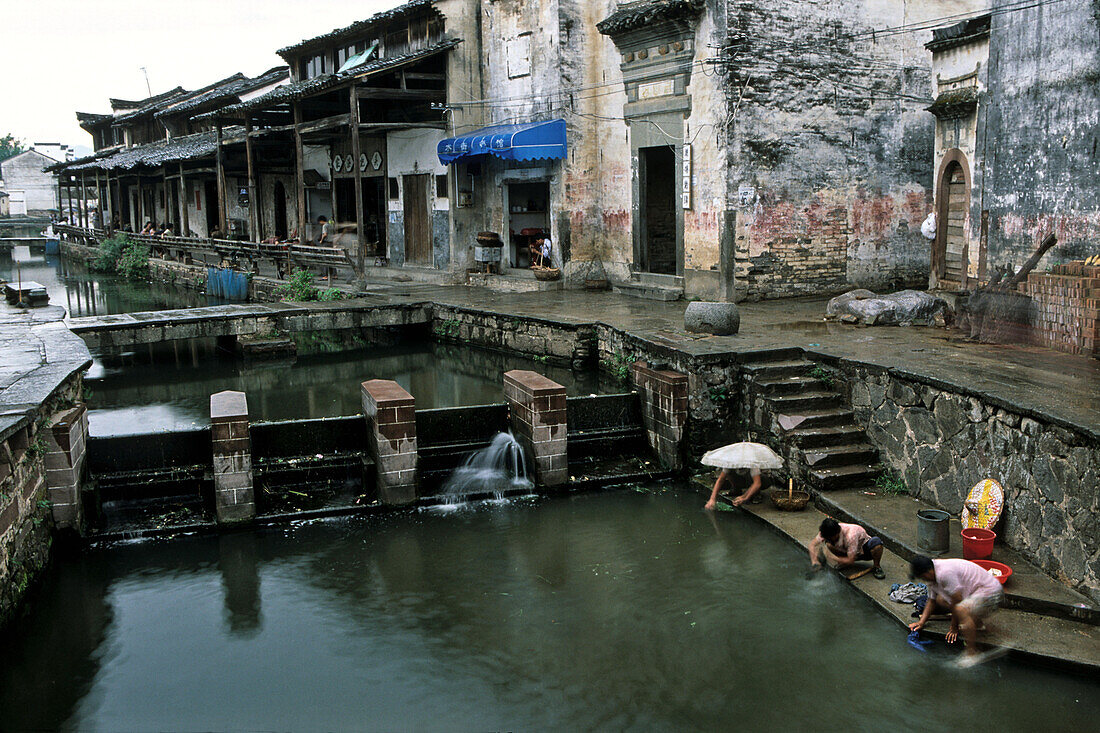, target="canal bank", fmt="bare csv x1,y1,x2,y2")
2,281,1098,669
